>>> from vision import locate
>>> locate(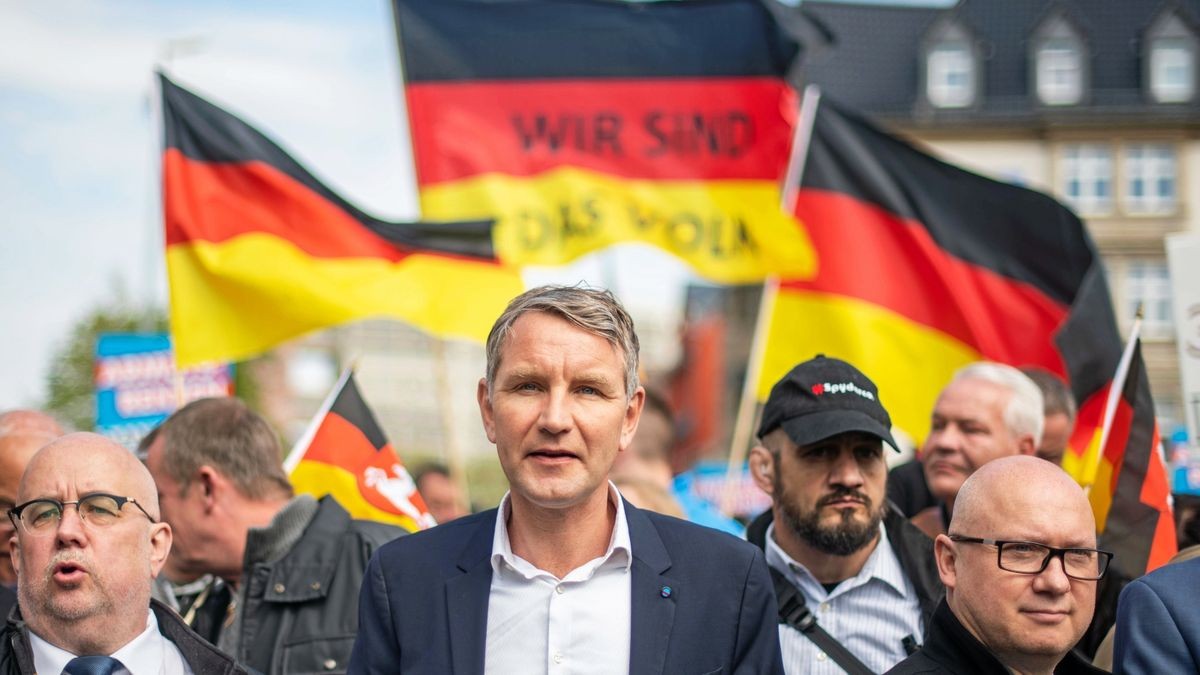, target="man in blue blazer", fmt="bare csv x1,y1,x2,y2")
1113,556,1200,674
349,286,783,674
